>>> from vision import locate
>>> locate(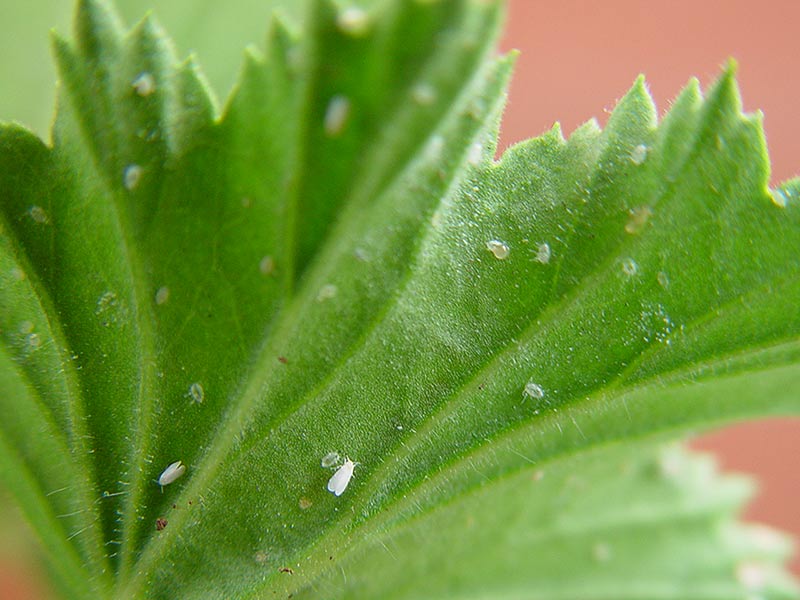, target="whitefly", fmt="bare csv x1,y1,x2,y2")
157,460,186,488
